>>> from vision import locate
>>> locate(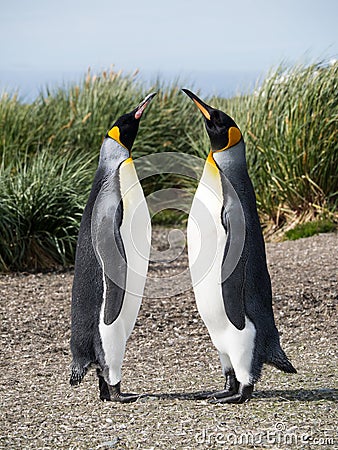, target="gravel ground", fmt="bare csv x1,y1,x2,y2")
1,229,337,449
